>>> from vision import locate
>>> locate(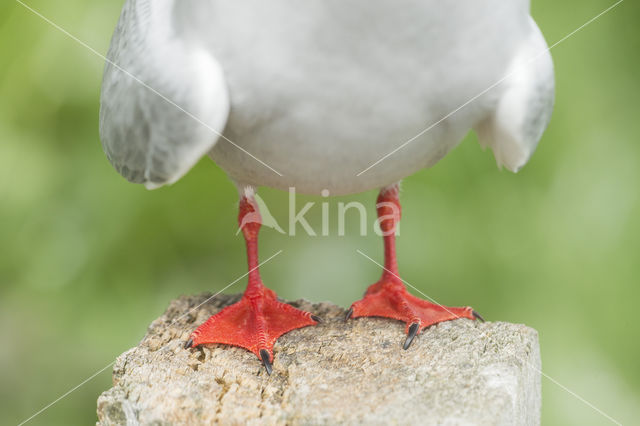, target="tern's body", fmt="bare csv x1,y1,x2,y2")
101,0,555,374
100,0,554,195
